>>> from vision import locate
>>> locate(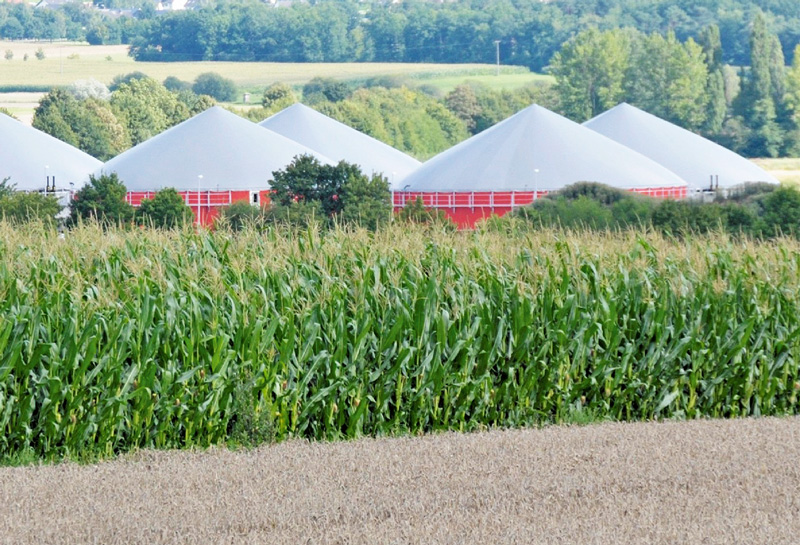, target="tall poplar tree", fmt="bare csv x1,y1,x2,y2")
698,25,727,135
734,11,783,157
